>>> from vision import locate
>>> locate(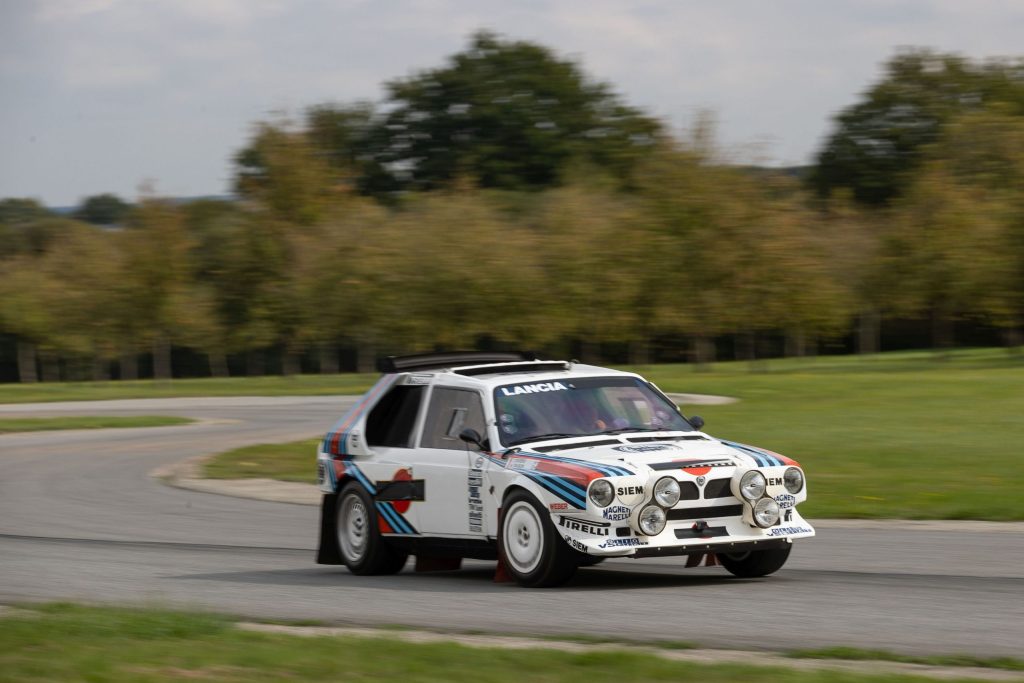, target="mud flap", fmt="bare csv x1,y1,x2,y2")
685,553,705,568
316,493,342,564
